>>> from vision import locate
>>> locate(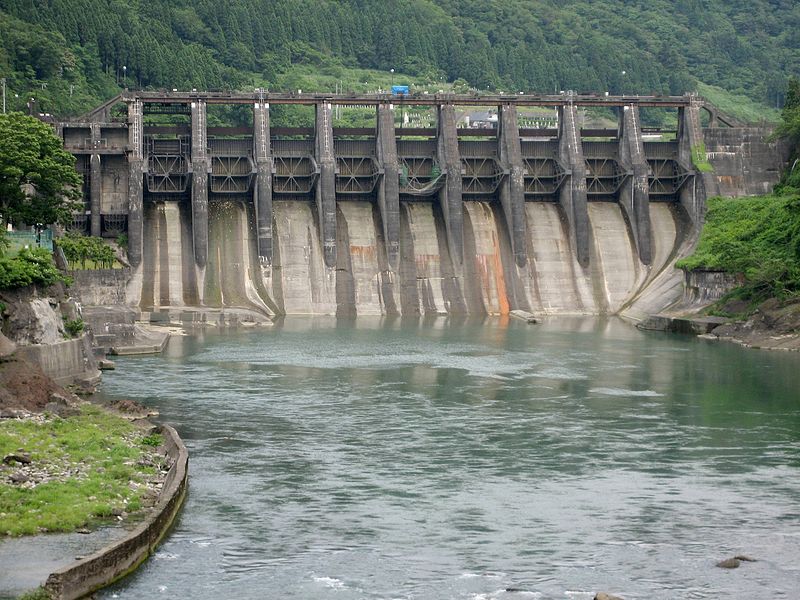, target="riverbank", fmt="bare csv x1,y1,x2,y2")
669,191,800,350
703,297,800,350
0,380,173,597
